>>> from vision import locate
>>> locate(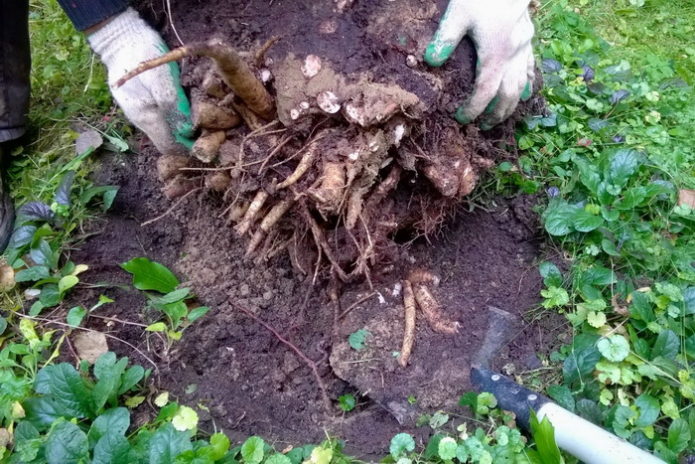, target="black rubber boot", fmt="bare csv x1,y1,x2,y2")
0,0,29,252
0,0,31,143
0,146,14,253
